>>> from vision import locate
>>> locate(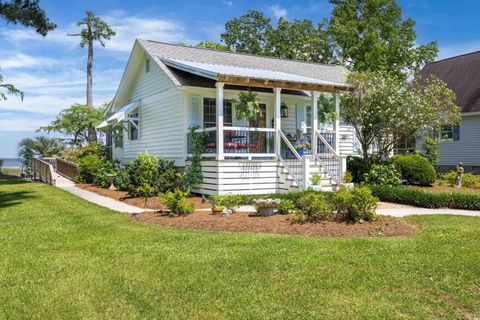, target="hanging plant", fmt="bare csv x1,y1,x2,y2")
232,91,261,122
